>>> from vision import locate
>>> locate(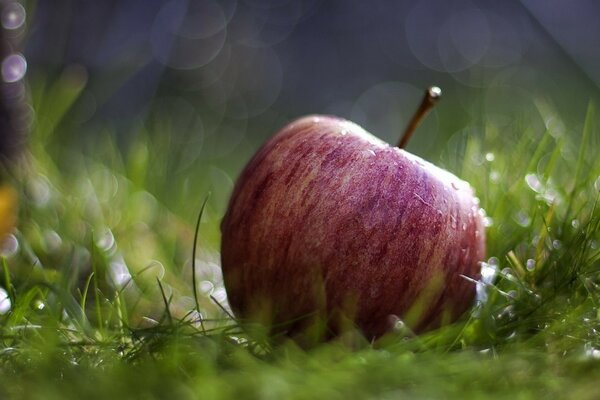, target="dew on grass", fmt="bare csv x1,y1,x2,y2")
388,315,415,337
43,230,62,253
595,176,600,192
526,258,535,271
514,210,531,227
0,288,11,314
481,260,498,284
33,300,45,311
571,219,580,229
199,280,215,296
501,267,512,278
0,234,18,258
591,240,599,250
525,173,543,193
211,287,228,303
552,240,562,250
584,343,600,360
109,256,132,289
26,175,51,207
489,170,500,182
1,3,26,30
187,310,204,328
485,152,495,162
145,260,165,281
96,229,116,253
